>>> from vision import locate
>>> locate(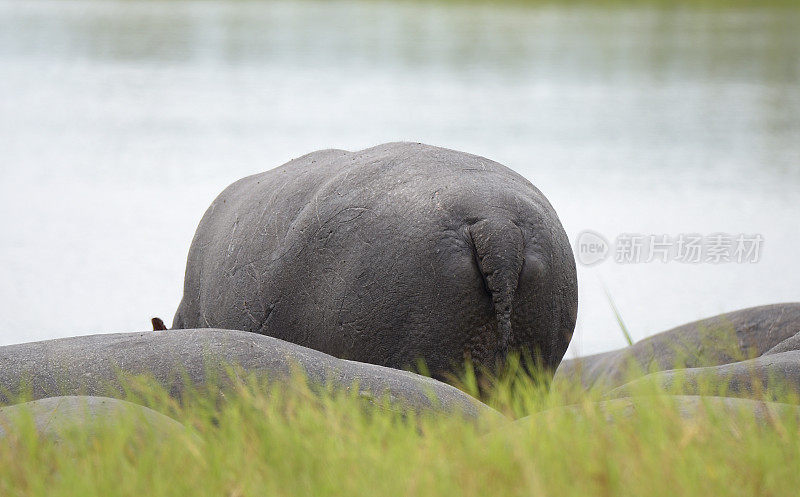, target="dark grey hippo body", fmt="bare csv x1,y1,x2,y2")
555,303,800,391
173,142,577,377
0,329,501,422
0,396,187,441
